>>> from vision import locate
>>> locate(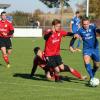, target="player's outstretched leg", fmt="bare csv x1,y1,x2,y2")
63,65,86,80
